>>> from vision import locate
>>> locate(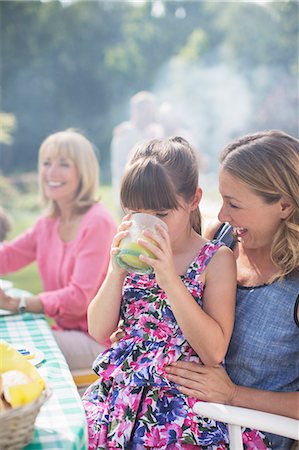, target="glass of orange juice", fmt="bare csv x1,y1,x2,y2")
116,213,168,274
